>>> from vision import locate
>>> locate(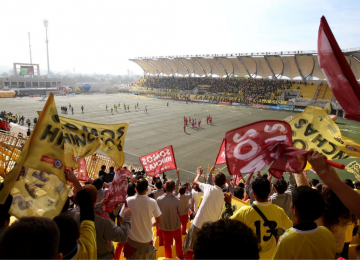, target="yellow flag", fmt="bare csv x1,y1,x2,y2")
36,113,129,167
10,166,70,219
24,94,66,182
59,117,129,167
288,106,360,159
62,127,103,169
0,93,61,204
219,196,249,219
345,161,360,180
2,93,104,218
